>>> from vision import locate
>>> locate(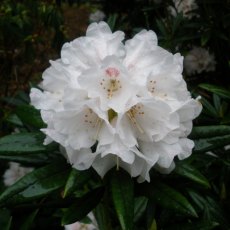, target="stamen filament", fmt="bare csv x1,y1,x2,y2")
127,111,144,133
94,118,103,140
108,80,116,99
